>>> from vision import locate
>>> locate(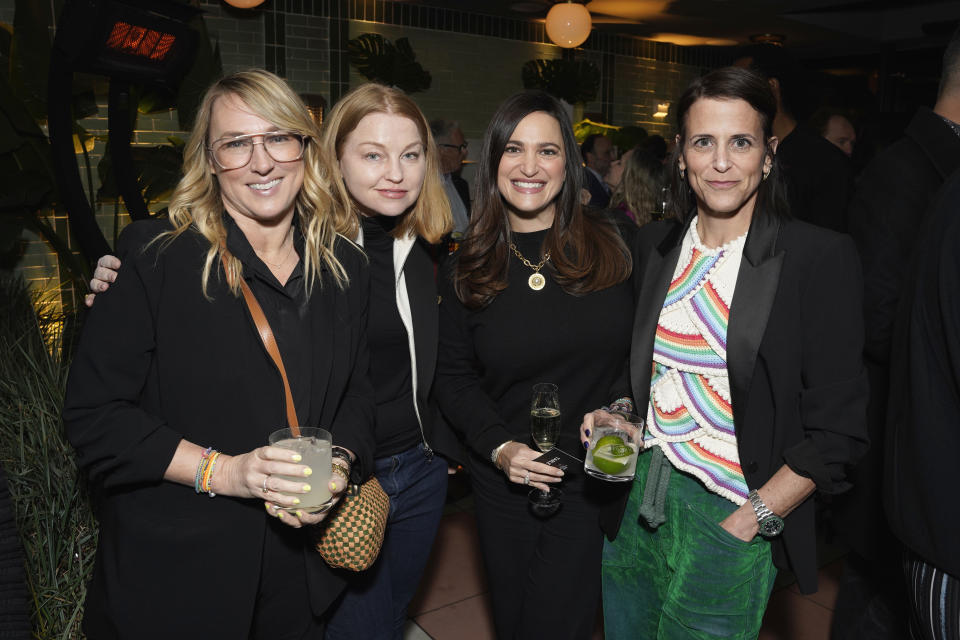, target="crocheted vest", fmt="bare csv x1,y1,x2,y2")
644,219,749,505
